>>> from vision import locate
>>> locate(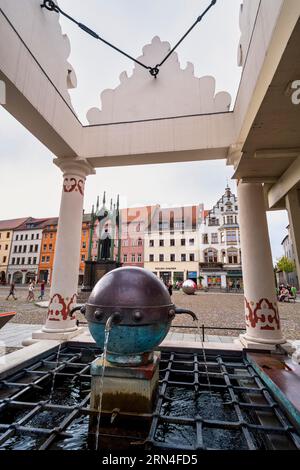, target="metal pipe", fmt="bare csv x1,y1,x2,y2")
174,307,197,321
